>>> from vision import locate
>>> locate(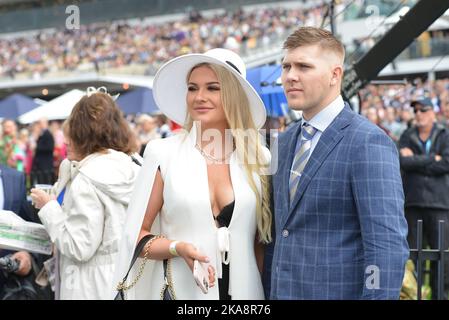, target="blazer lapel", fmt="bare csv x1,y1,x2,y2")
284,106,355,227
278,122,302,228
